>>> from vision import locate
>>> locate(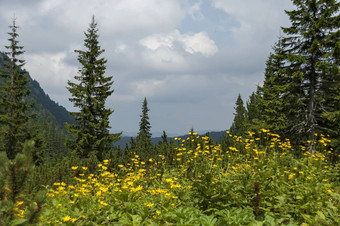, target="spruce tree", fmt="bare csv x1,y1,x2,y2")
0,19,37,160
229,94,248,136
246,90,265,132
137,97,152,151
318,17,340,158
161,131,168,145
65,16,120,161
257,39,294,135
260,0,339,154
